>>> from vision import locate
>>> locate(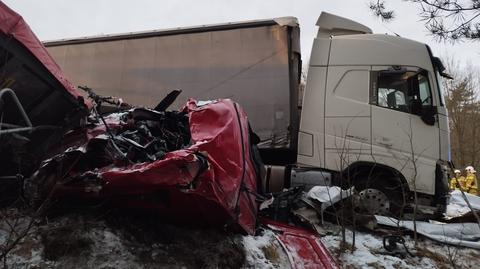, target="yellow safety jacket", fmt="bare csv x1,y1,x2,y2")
450,176,465,190
465,174,478,195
